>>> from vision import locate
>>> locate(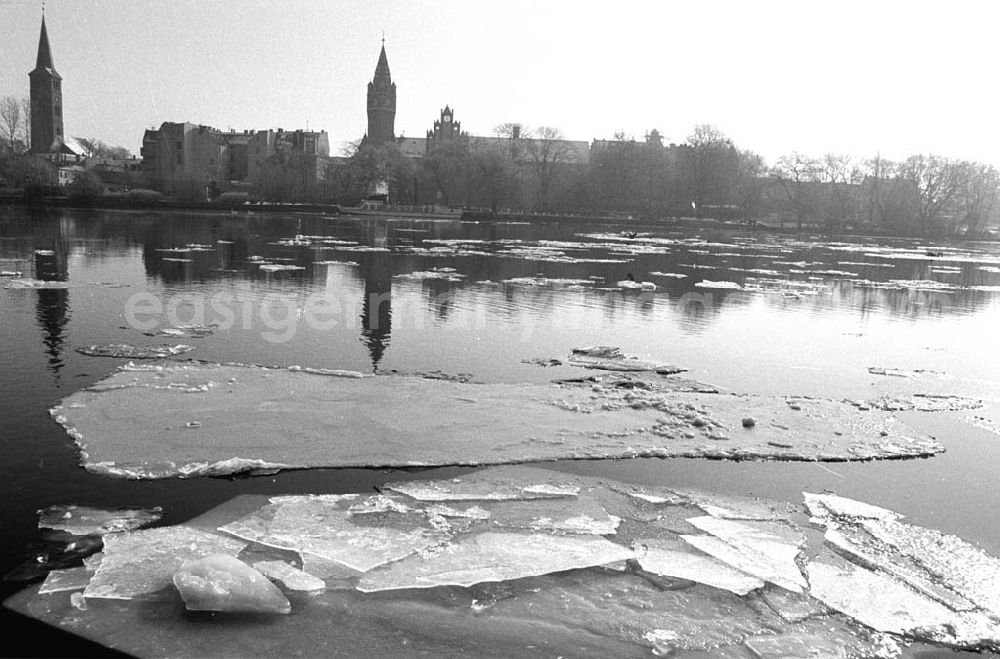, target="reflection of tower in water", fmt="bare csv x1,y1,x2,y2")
358,250,392,371
34,245,70,382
